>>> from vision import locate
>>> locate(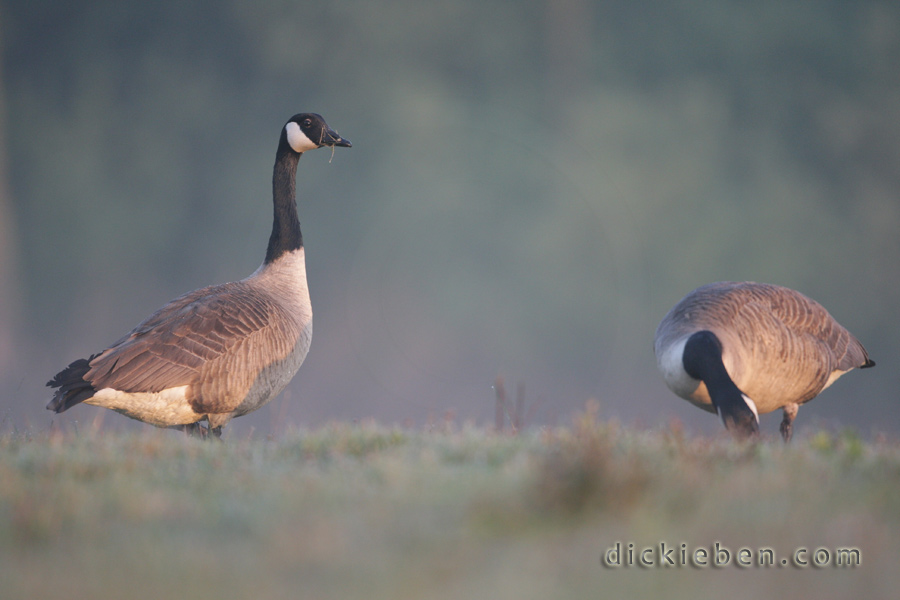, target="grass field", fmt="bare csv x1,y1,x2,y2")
2,407,899,600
